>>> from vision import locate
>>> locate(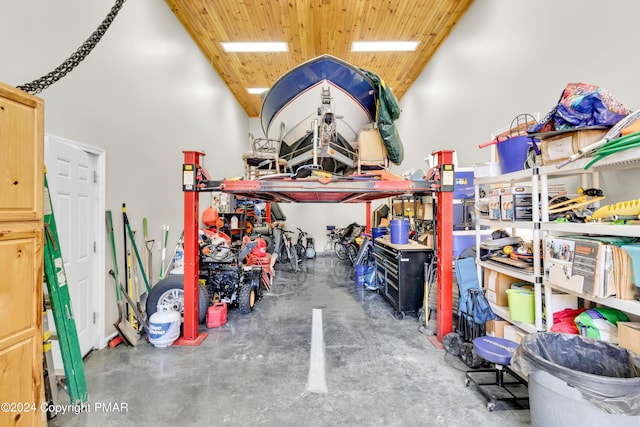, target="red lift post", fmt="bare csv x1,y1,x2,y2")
175,150,208,346
179,149,455,345
434,150,455,342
